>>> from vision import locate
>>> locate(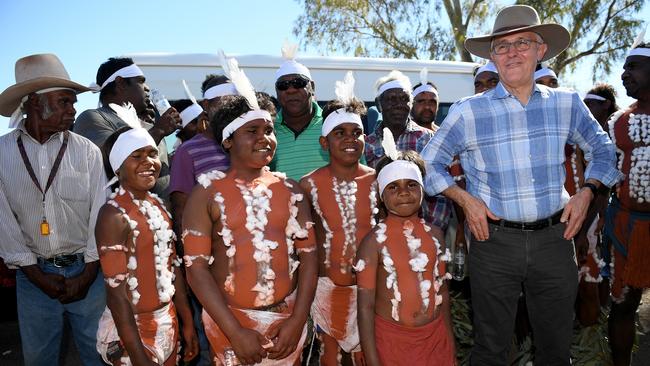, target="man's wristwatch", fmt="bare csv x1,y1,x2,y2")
582,182,598,198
